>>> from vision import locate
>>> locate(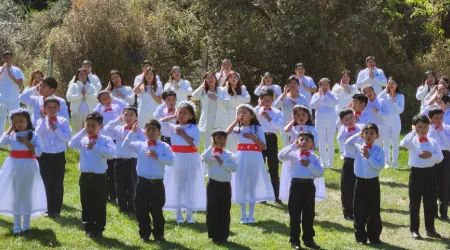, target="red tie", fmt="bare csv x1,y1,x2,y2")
104,107,112,112
347,127,356,132
419,137,428,143
364,144,372,149
167,108,174,113
264,107,272,111
435,125,440,130
148,141,157,147
124,125,132,130
355,111,362,117
300,151,310,157
49,116,57,122
213,148,224,154
89,135,98,140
